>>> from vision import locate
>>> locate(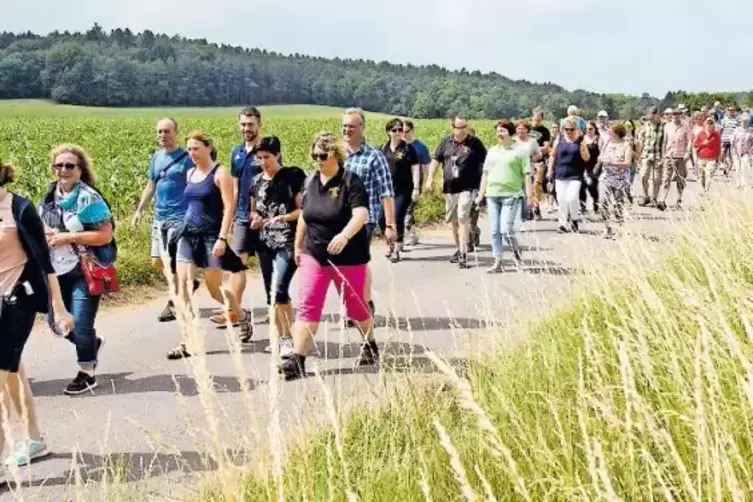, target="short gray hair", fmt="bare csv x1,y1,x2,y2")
561,117,578,129
343,107,366,126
